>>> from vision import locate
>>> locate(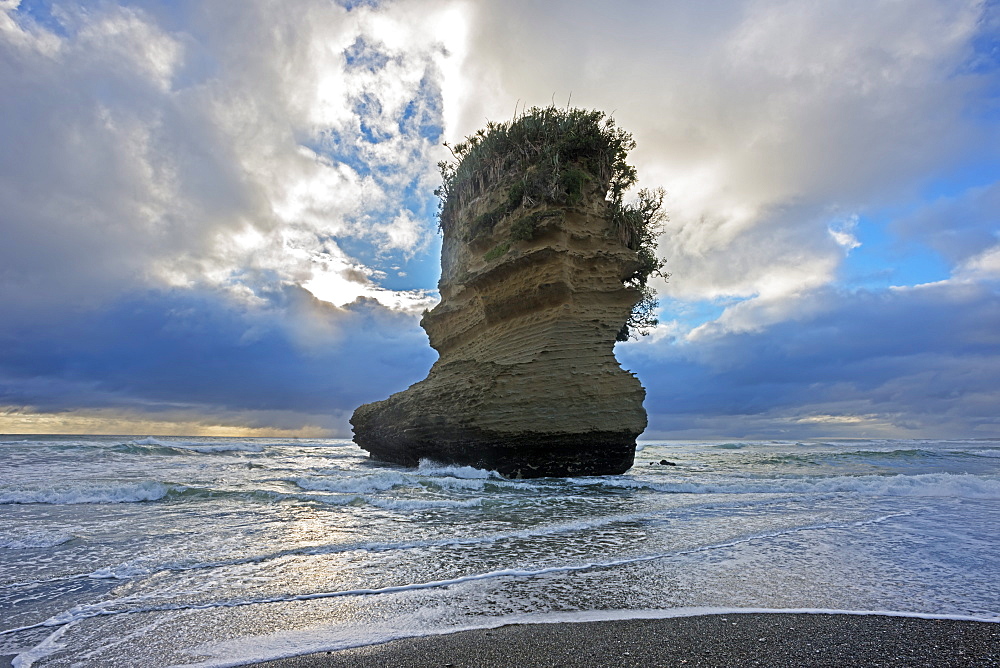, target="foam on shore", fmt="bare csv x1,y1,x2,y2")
177,609,1000,668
